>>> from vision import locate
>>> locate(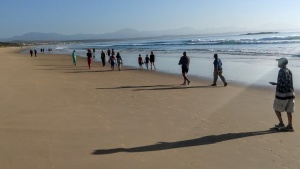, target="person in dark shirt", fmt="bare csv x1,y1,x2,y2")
92,48,96,58
112,49,115,56
178,52,190,85
212,54,227,86
30,49,33,57
101,50,106,67
107,48,111,57
87,48,92,69
270,57,295,131
34,49,37,57
145,54,150,70
116,52,122,71
149,51,156,70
